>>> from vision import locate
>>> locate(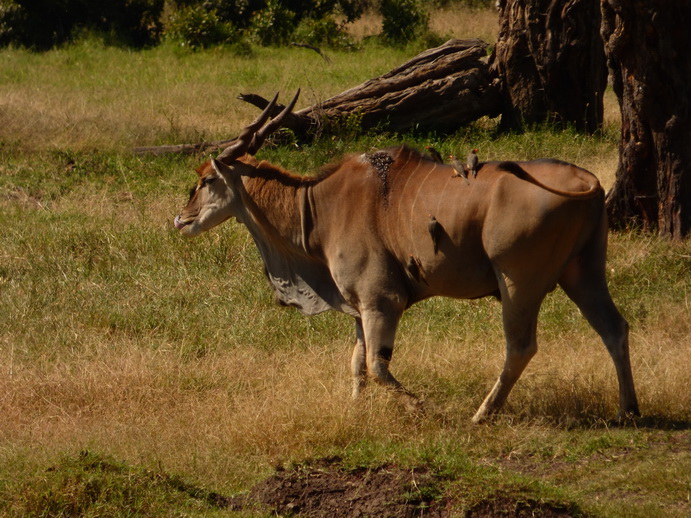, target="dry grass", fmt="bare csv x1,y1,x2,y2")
1,290,689,493
430,5,500,44
346,6,499,44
